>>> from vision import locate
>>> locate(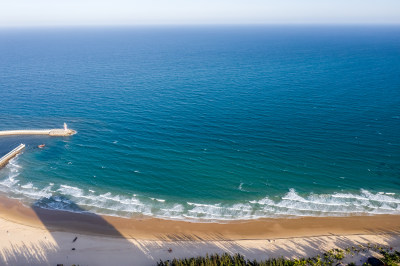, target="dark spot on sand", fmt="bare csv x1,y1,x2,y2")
73,236,78,242
367,257,384,266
